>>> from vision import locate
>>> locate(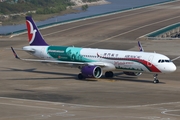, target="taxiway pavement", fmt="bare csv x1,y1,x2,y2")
0,1,180,120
